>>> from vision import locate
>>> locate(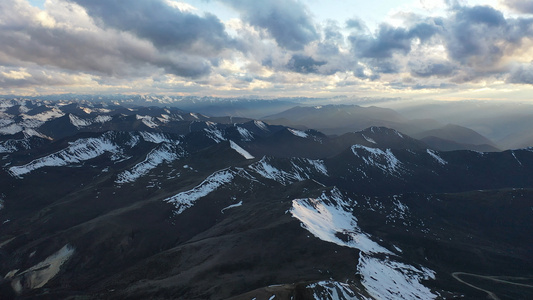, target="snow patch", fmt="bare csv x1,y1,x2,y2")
0,123,23,135
291,190,391,254
221,201,243,213
254,120,269,131
19,118,44,129
392,196,410,220
139,131,172,144
116,143,185,183
9,244,74,293
136,115,158,128
357,253,436,300
362,134,376,144
94,115,112,123
291,188,437,300
203,124,225,143
249,157,328,185
236,126,254,141
0,138,32,153
288,128,308,138
427,149,447,165
69,114,92,128
22,107,64,122
9,132,122,177
351,145,402,175
69,114,111,128
303,158,328,176
0,119,14,127
165,169,236,214
307,281,363,300
230,140,254,159
23,129,51,140
512,151,523,166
